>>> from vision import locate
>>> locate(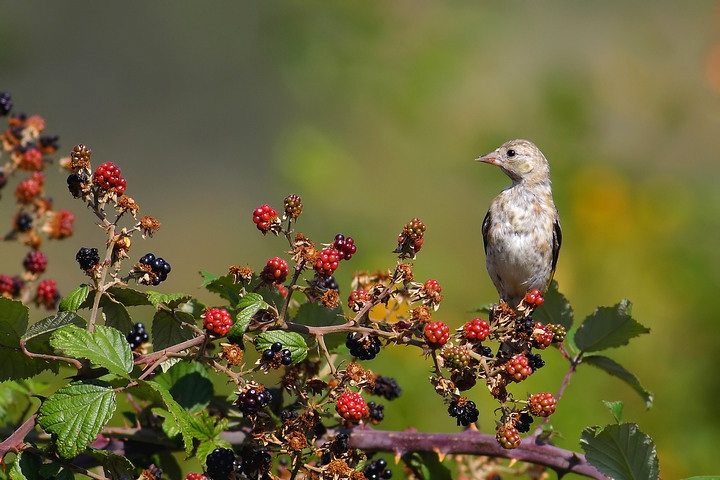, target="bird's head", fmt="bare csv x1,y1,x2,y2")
476,139,550,185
